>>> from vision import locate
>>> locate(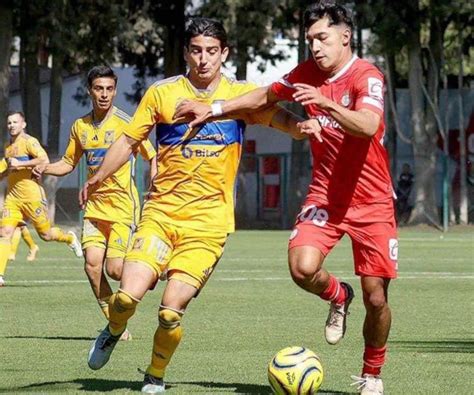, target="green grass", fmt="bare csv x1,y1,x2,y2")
1,227,473,394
